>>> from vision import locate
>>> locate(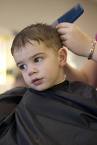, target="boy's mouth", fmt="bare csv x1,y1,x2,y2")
31,78,43,86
